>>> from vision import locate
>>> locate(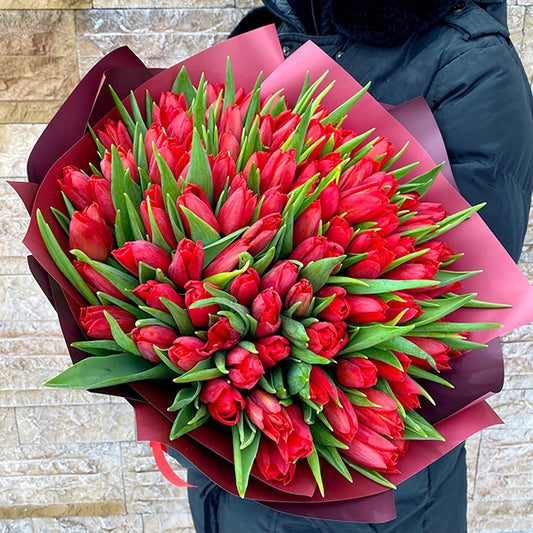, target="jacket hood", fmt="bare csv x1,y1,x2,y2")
328,0,460,45
260,0,507,46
